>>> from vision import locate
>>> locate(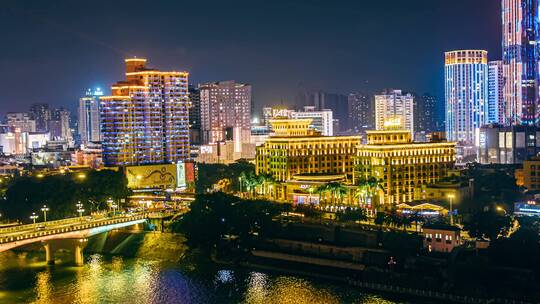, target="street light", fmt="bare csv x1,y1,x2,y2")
41,205,49,222
447,193,455,225
496,205,507,215
76,201,85,219
30,212,38,224
107,197,114,215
